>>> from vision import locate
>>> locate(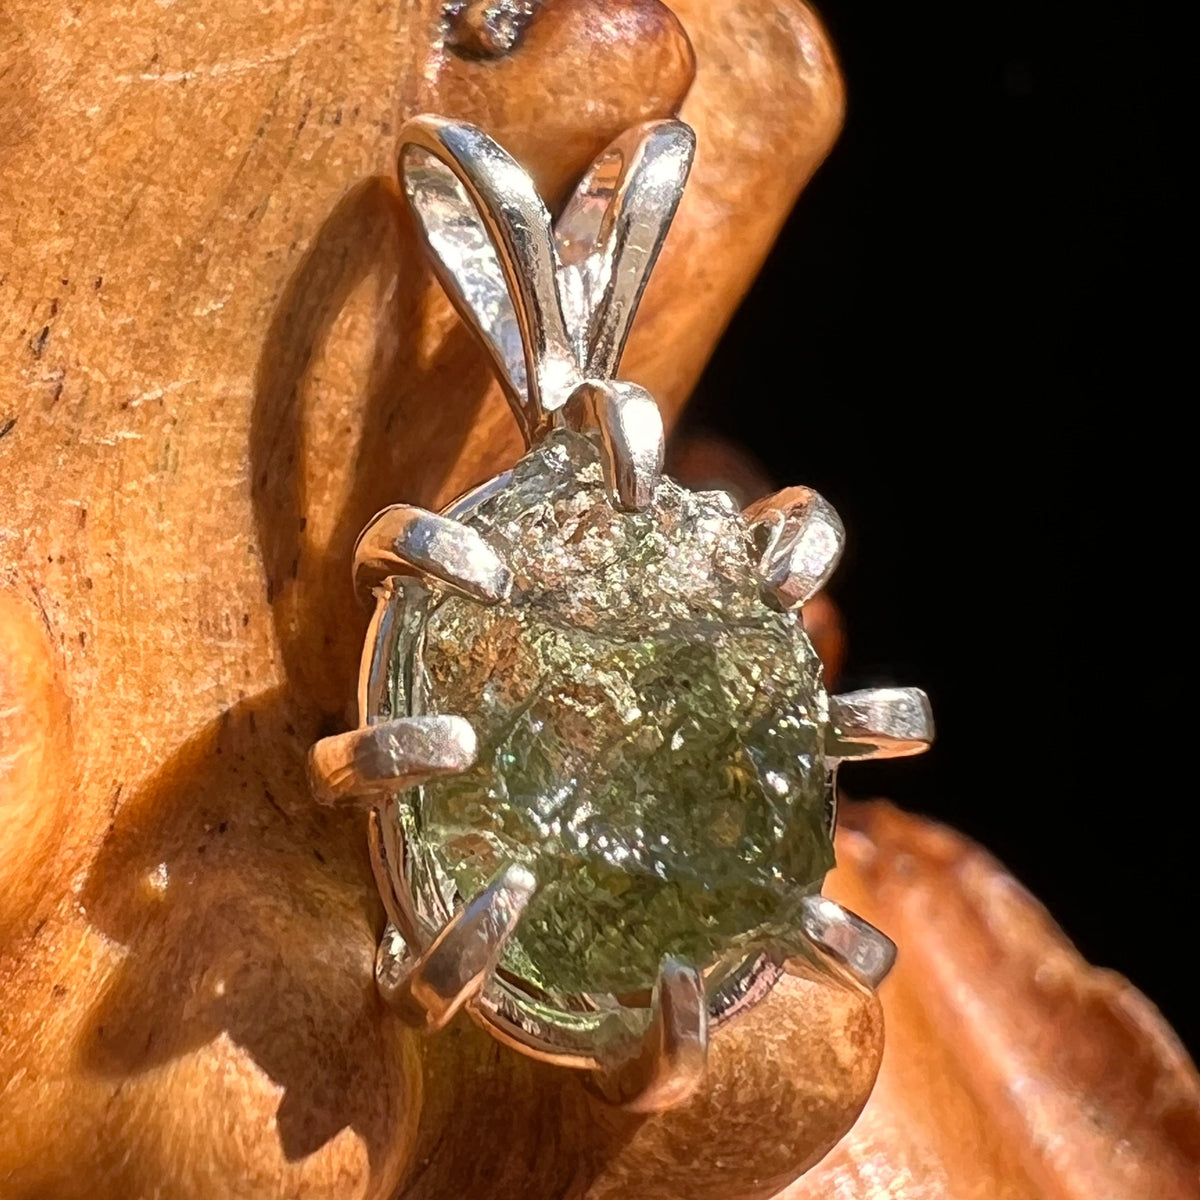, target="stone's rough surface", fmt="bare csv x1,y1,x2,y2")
386,432,833,998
